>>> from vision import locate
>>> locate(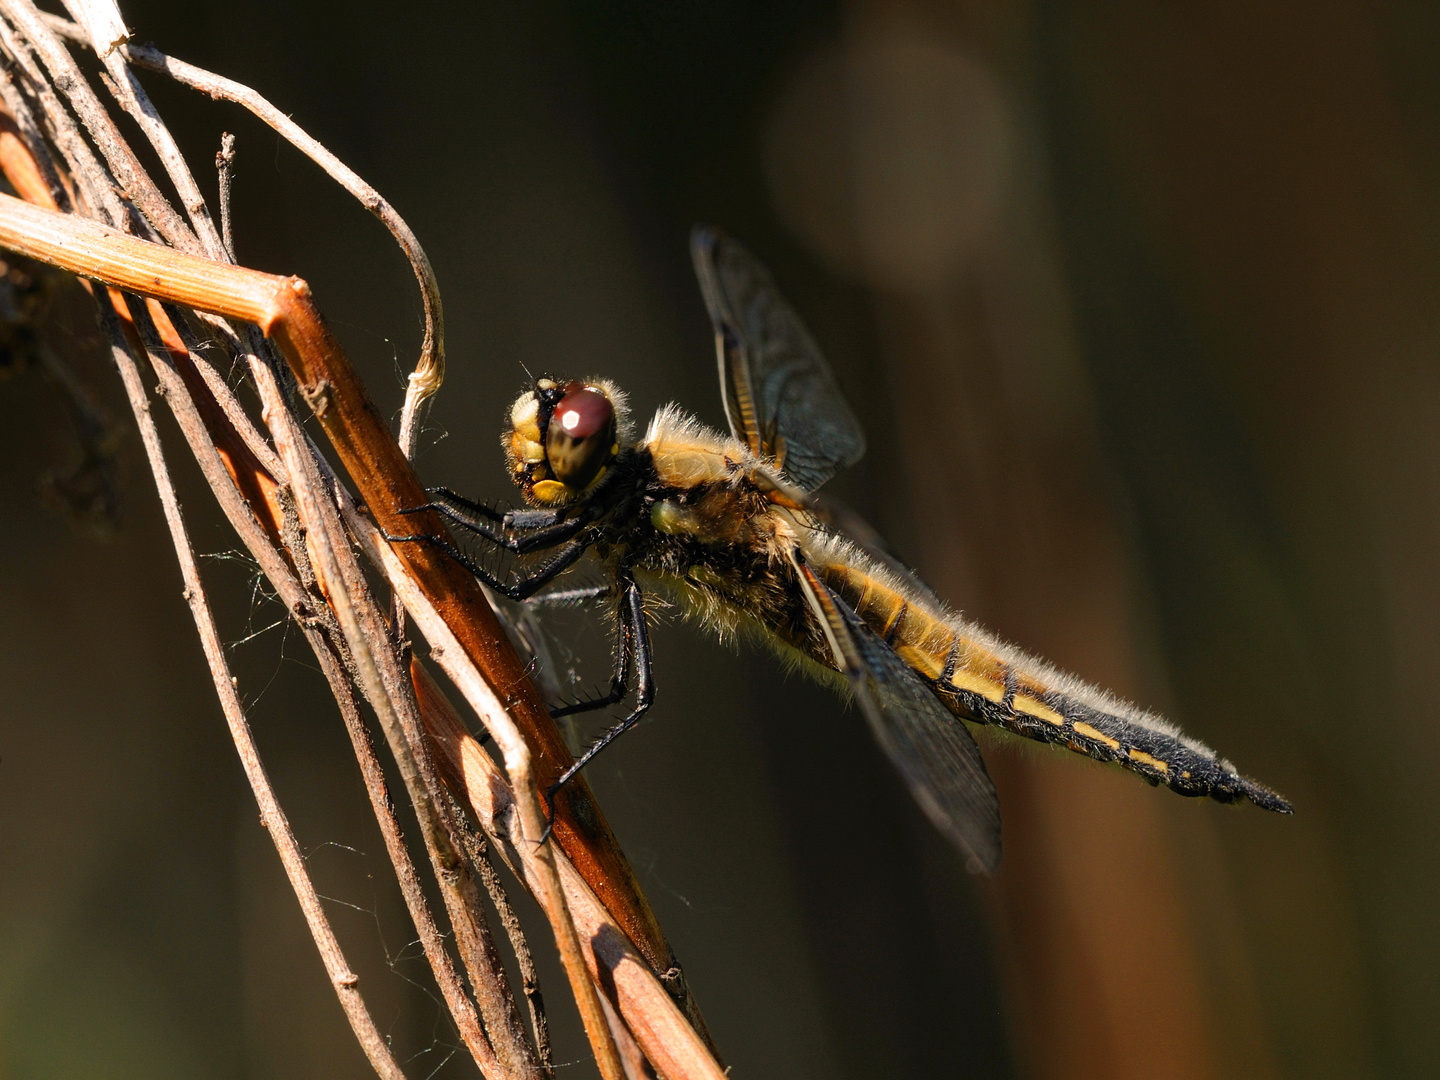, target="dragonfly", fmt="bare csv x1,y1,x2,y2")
399,226,1291,874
